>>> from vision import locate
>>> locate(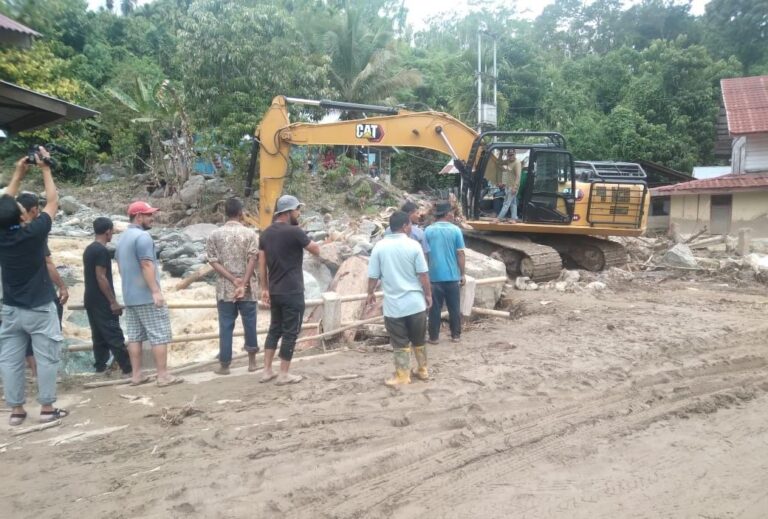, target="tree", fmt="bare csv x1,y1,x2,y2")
177,0,331,144
107,77,193,188
703,0,768,74
322,3,421,103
